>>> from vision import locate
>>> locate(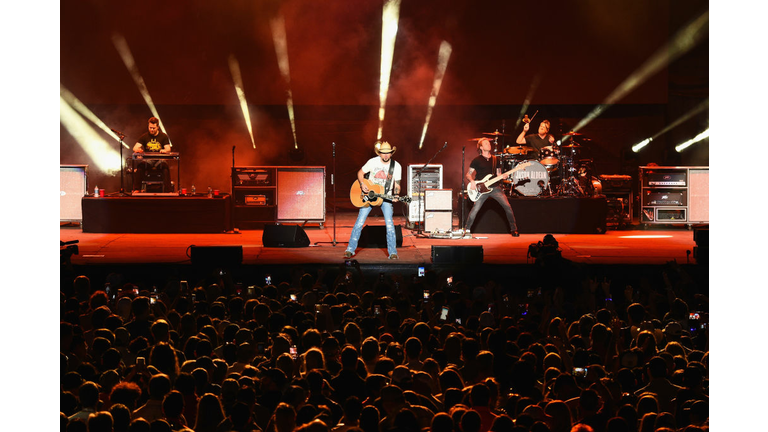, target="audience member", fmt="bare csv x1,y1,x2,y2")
60,261,708,432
